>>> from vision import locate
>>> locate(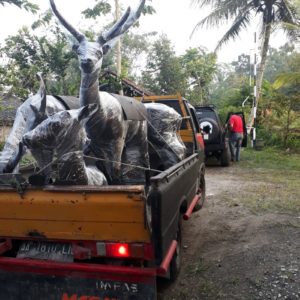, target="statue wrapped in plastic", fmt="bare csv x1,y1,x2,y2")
22,104,107,186
145,103,186,171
